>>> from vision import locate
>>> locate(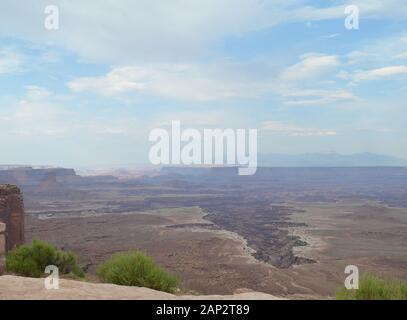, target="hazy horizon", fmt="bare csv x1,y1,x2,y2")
1,151,407,171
